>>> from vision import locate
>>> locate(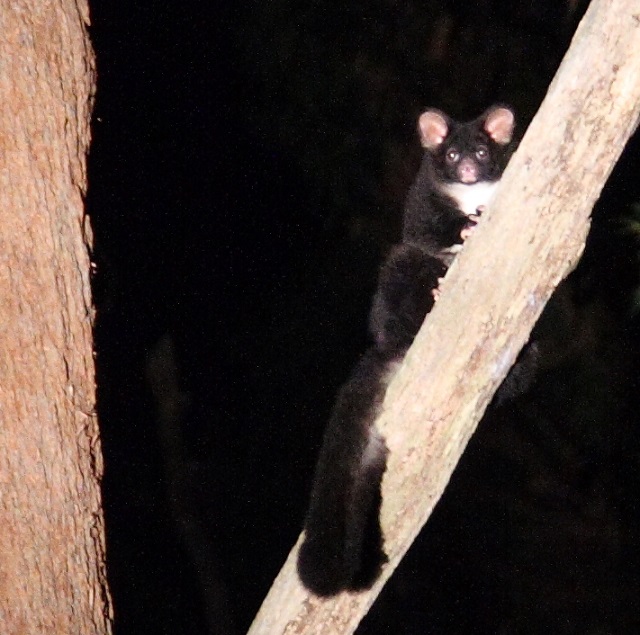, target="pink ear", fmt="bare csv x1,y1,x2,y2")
418,110,449,149
483,107,515,145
